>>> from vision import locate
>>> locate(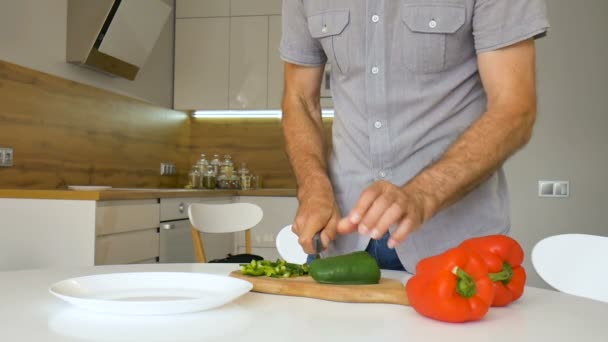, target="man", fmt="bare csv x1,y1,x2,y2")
280,0,549,272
